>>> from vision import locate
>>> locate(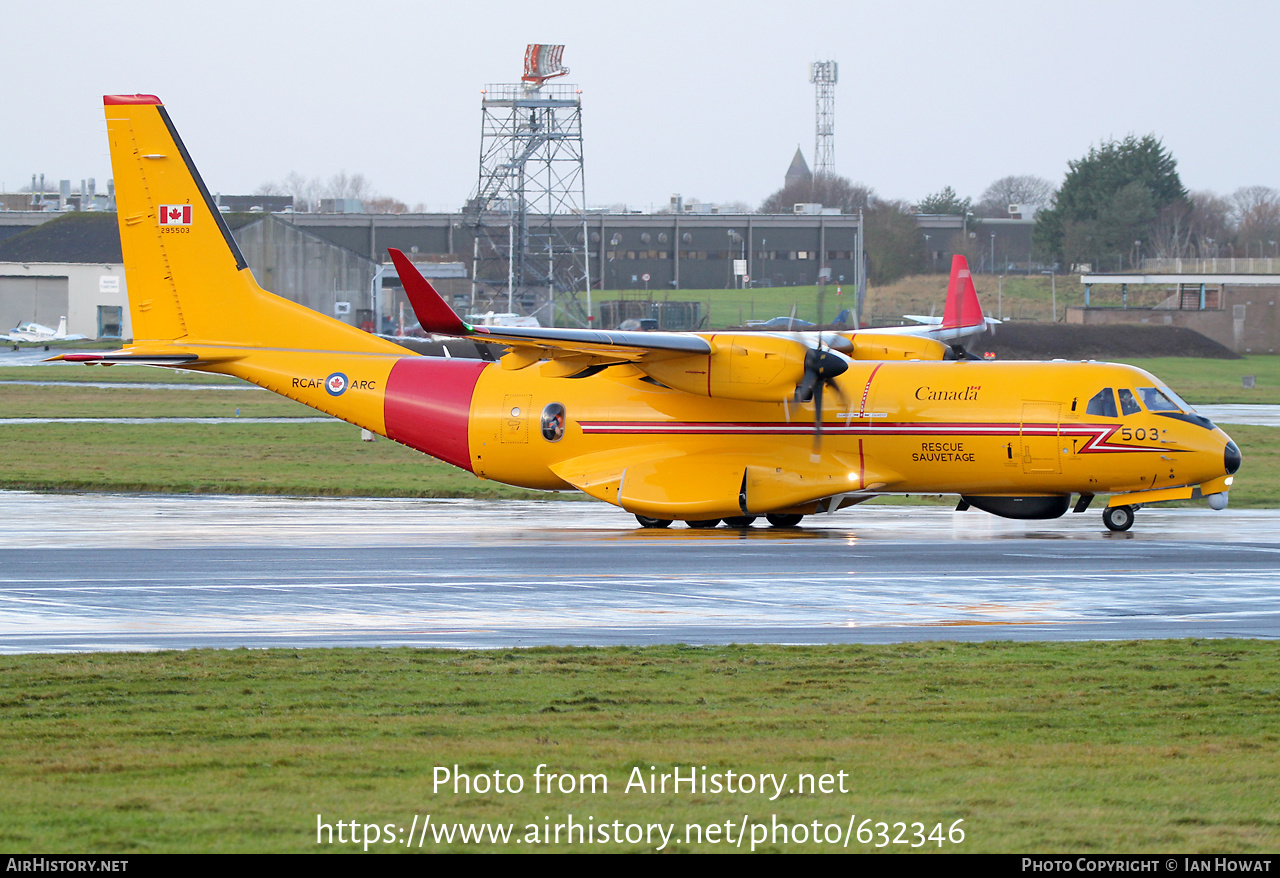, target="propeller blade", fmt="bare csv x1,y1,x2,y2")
812,379,824,451
793,343,850,451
